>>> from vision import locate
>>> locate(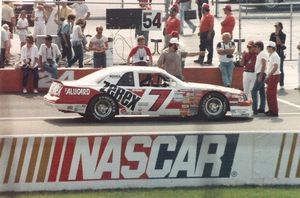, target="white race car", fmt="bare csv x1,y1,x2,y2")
44,66,253,121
